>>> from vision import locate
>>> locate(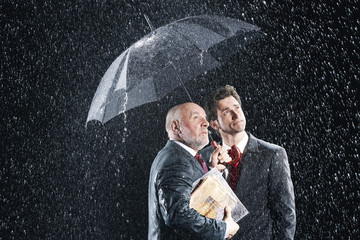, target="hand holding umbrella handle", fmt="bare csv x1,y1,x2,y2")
211,141,241,166
211,141,219,149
